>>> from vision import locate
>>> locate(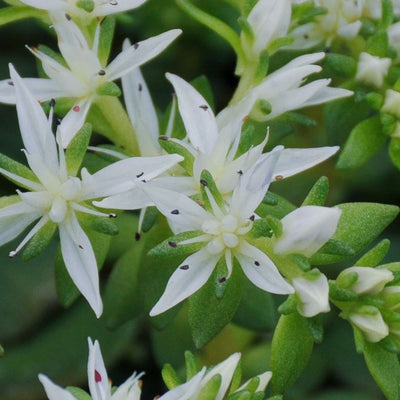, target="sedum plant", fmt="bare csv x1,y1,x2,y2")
0,1,399,400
